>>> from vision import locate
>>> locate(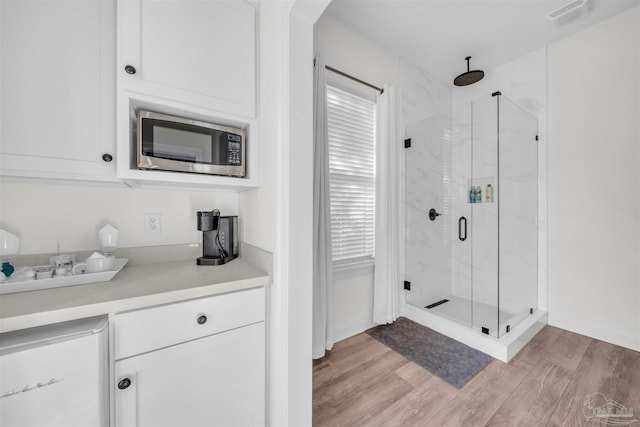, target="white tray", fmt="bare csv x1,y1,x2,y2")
0,258,129,295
